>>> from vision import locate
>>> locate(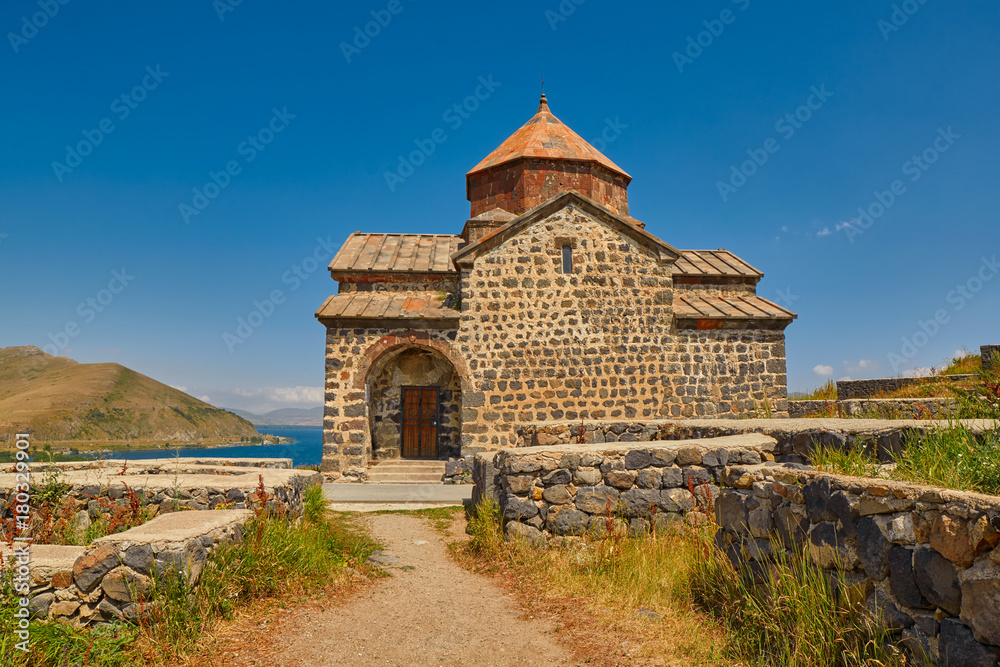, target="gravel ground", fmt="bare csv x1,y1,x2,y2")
225,513,575,666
